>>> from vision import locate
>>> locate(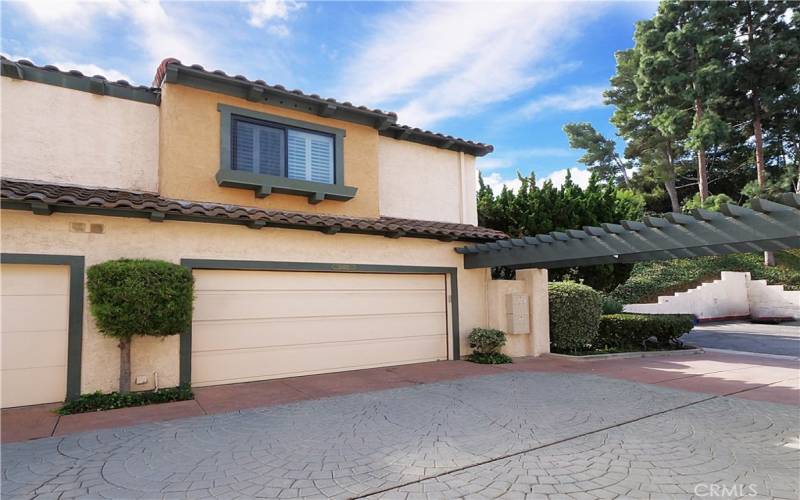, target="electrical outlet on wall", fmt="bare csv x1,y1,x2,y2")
135,375,148,385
